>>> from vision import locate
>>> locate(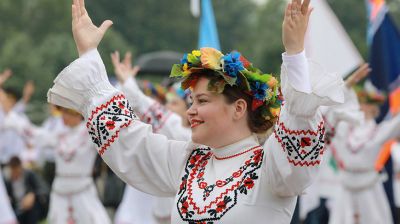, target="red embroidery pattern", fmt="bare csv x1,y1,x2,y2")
214,146,261,160
177,147,263,223
274,118,325,167
86,94,137,155
139,102,172,133
346,125,377,154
